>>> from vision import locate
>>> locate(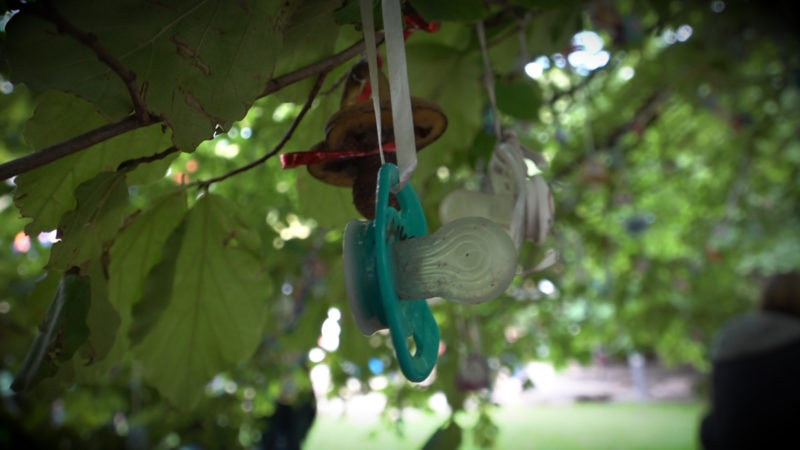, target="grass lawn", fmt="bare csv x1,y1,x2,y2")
304,401,706,450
